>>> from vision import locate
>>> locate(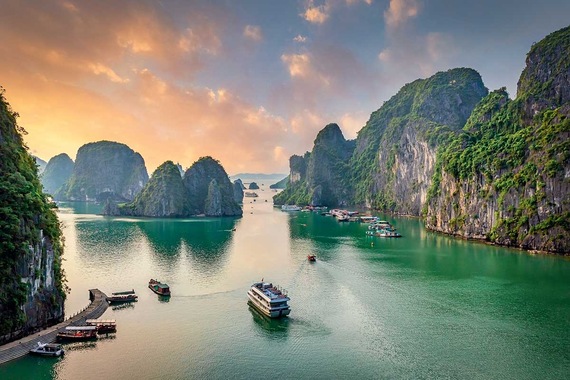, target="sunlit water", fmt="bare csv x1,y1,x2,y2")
1,185,569,379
